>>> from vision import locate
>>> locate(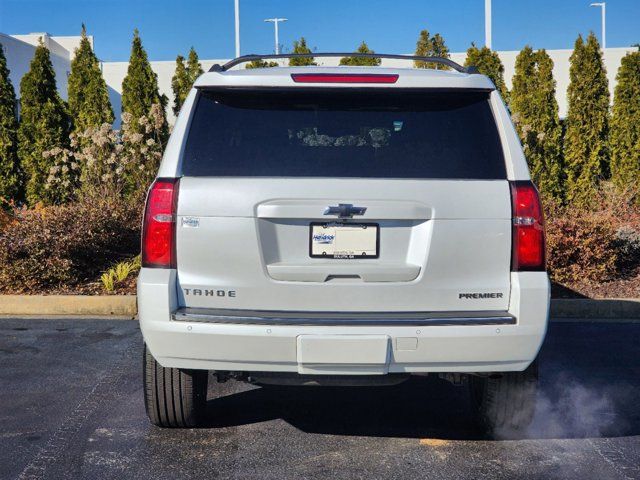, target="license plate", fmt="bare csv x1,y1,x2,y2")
309,222,379,259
